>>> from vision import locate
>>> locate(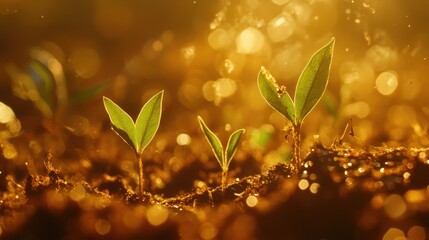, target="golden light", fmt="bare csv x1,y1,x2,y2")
176,133,192,146
267,13,296,42
199,222,218,240
383,194,407,219
69,184,87,202
0,102,16,124
407,226,426,240
70,48,101,79
376,71,398,96
383,228,405,240
146,205,169,226
95,218,111,236
208,28,232,50
246,195,258,207
298,179,309,190
236,27,264,54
